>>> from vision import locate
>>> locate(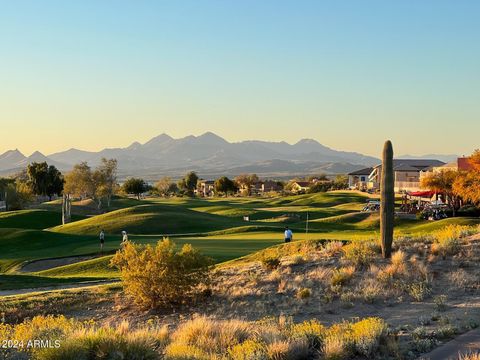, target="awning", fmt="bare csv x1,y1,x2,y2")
407,190,436,197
